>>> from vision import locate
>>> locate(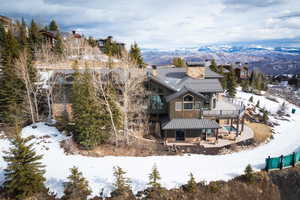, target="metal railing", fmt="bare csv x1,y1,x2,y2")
202,109,244,117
